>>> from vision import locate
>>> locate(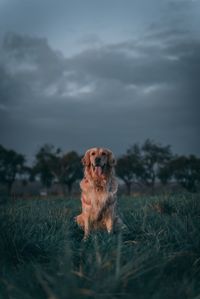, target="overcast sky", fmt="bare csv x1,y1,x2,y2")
0,0,200,163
